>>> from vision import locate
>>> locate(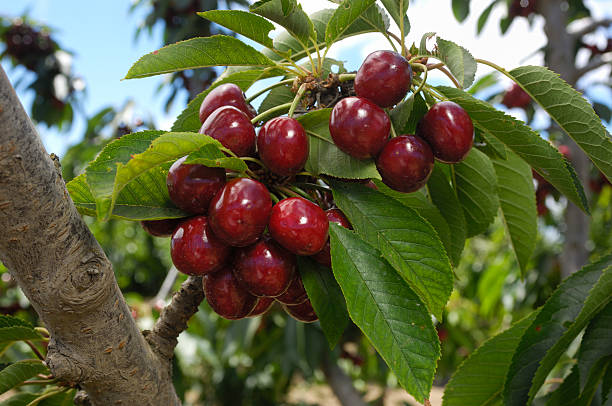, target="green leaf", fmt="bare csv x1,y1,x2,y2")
0,360,48,395
577,301,612,391
183,145,248,172
475,126,507,159
435,85,589,213
0,315,42,344
508,66,612,184
330,181,453,320
197,10,275,48
442,311,539,406
325,0,376,46
403,93,430,134
84,130,165,220
427,165,467,266
297,109,381,180
0,389,76,406
503,254,612,406
468,72,498,95
546,363,609,406
298,257,349,349
125,35,275,79
258,85,295,119
329,225,439,402
0,315,34,329
390,97,414,135
454,148,499,237
380,0,410,35
436,38,477,89
604,367,612,406
419,32,436,55
373,180,452,264
452,0,470,22
492,150,537,275
250,0,315,47
477,0,499,35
